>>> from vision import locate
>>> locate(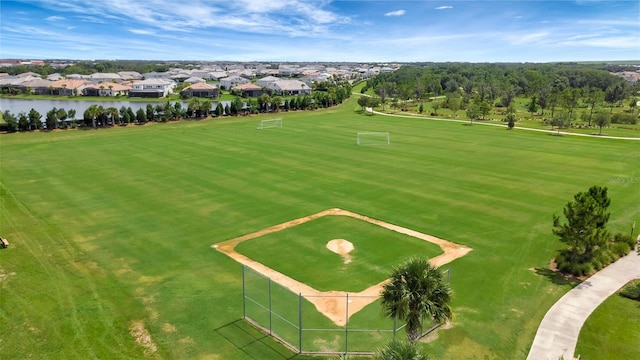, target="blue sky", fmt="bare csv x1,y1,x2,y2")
1,0,638,62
